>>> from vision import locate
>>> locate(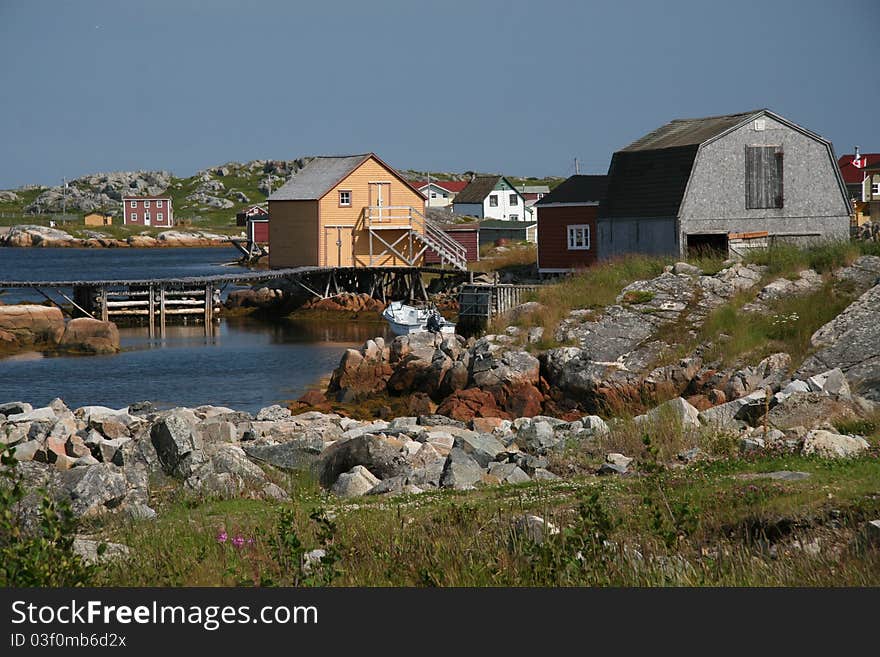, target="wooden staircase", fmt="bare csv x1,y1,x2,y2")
363,206,468,271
